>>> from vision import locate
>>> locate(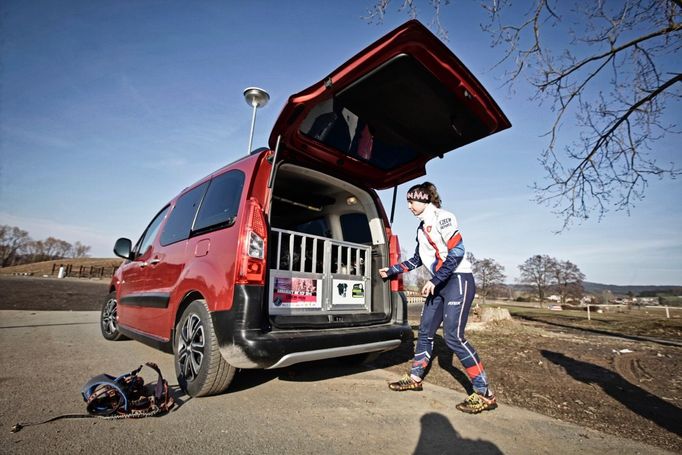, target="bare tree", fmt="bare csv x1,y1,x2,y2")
468,253,506,303
518,254,556,305
549,259,586,303
0,226,91,265
0,225,31,267
71,241,91,258
366,0,681,228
